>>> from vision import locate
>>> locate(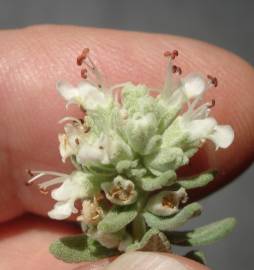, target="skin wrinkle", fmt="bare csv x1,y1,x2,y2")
0,25,253,222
